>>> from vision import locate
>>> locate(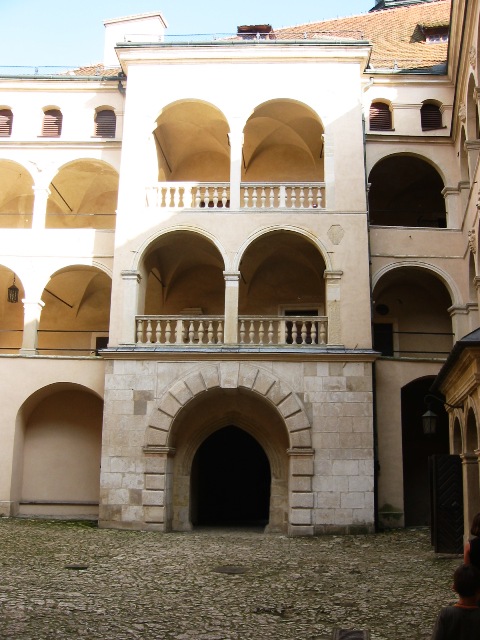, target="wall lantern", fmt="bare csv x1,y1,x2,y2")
422,393,462,436
7,274,19,303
